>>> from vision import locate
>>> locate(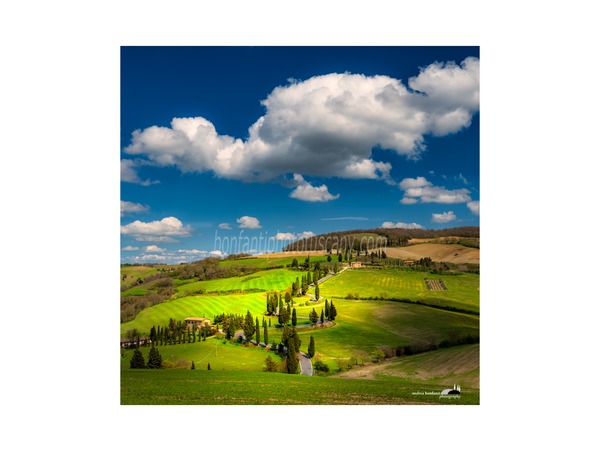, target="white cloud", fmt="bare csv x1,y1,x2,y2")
237,216,262,229
296,231,315,240
381,221,424,229
272,232,296,241
120,216,192,241
137,254,166,261
432,211,457,223
399,176,471,204
121,159,159,186
121,245,139,251
467,200,480,215
218,223,232,230
123,58,479,183
120,200,149,217
177,249,224,257
271,231,315,241
143,245,165,252
289,174,340,202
